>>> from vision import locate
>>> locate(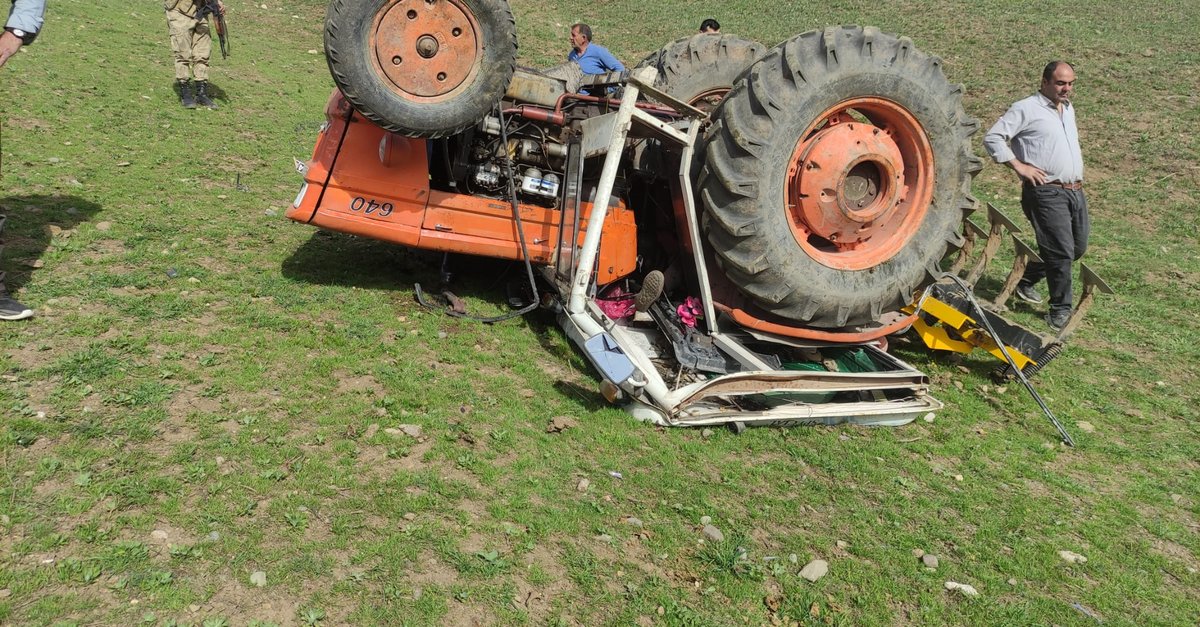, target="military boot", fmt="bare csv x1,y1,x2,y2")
178,79,197,109
195,81,218,110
